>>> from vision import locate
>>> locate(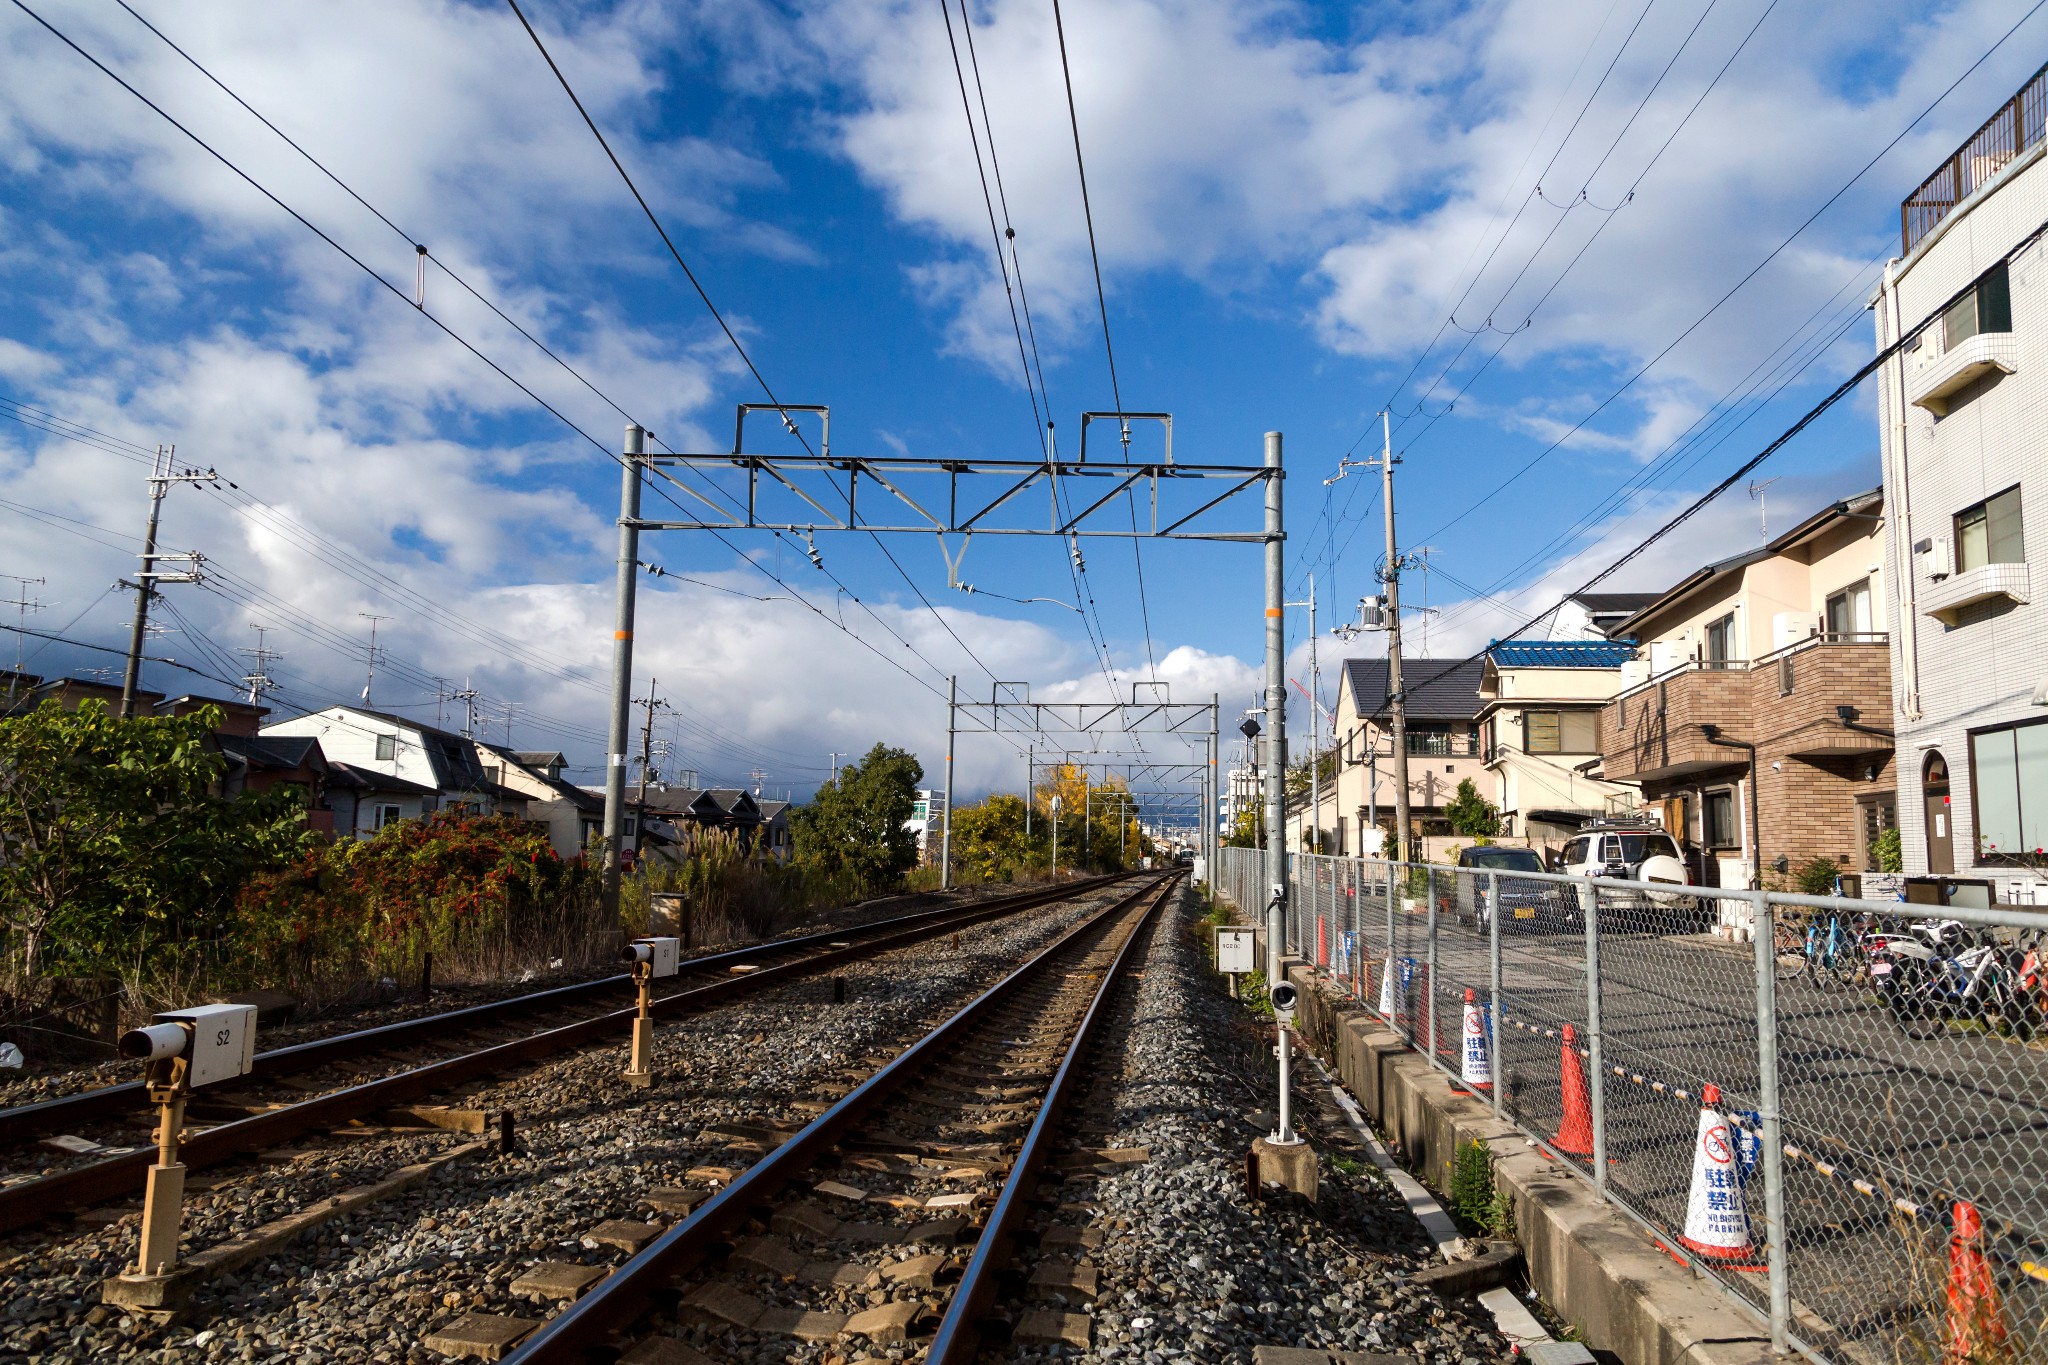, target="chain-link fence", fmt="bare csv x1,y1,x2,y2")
1217,845,2048,1364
